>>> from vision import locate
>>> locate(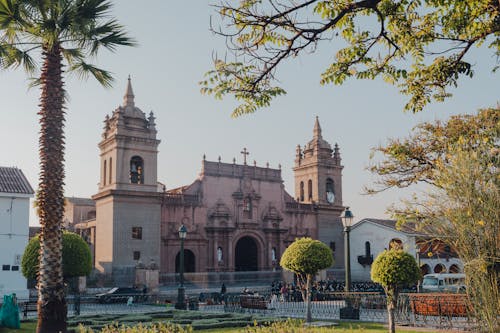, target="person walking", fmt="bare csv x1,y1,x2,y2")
220,283,227,304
